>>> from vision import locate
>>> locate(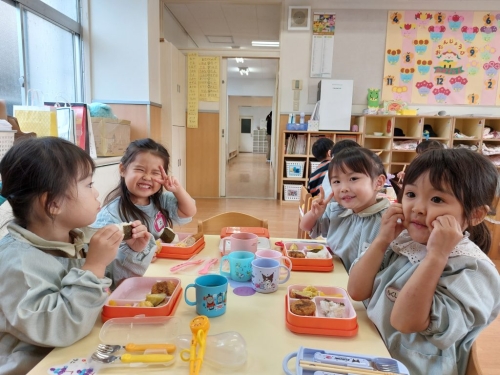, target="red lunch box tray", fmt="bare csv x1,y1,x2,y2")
157,233,206,260
285,284,358,337
102,277,182,322
220,227,270,238
281,241,333,272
